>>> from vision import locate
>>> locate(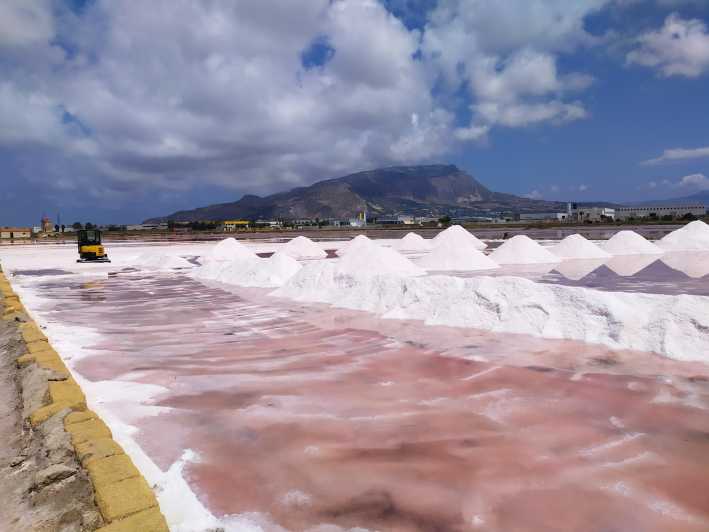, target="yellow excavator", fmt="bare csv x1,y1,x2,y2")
77,229,111,263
